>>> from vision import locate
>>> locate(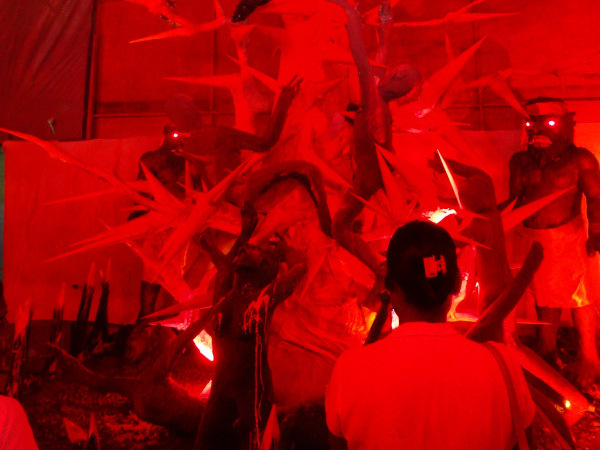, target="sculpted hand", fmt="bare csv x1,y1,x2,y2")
277,75,303,106
379,0,392,24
